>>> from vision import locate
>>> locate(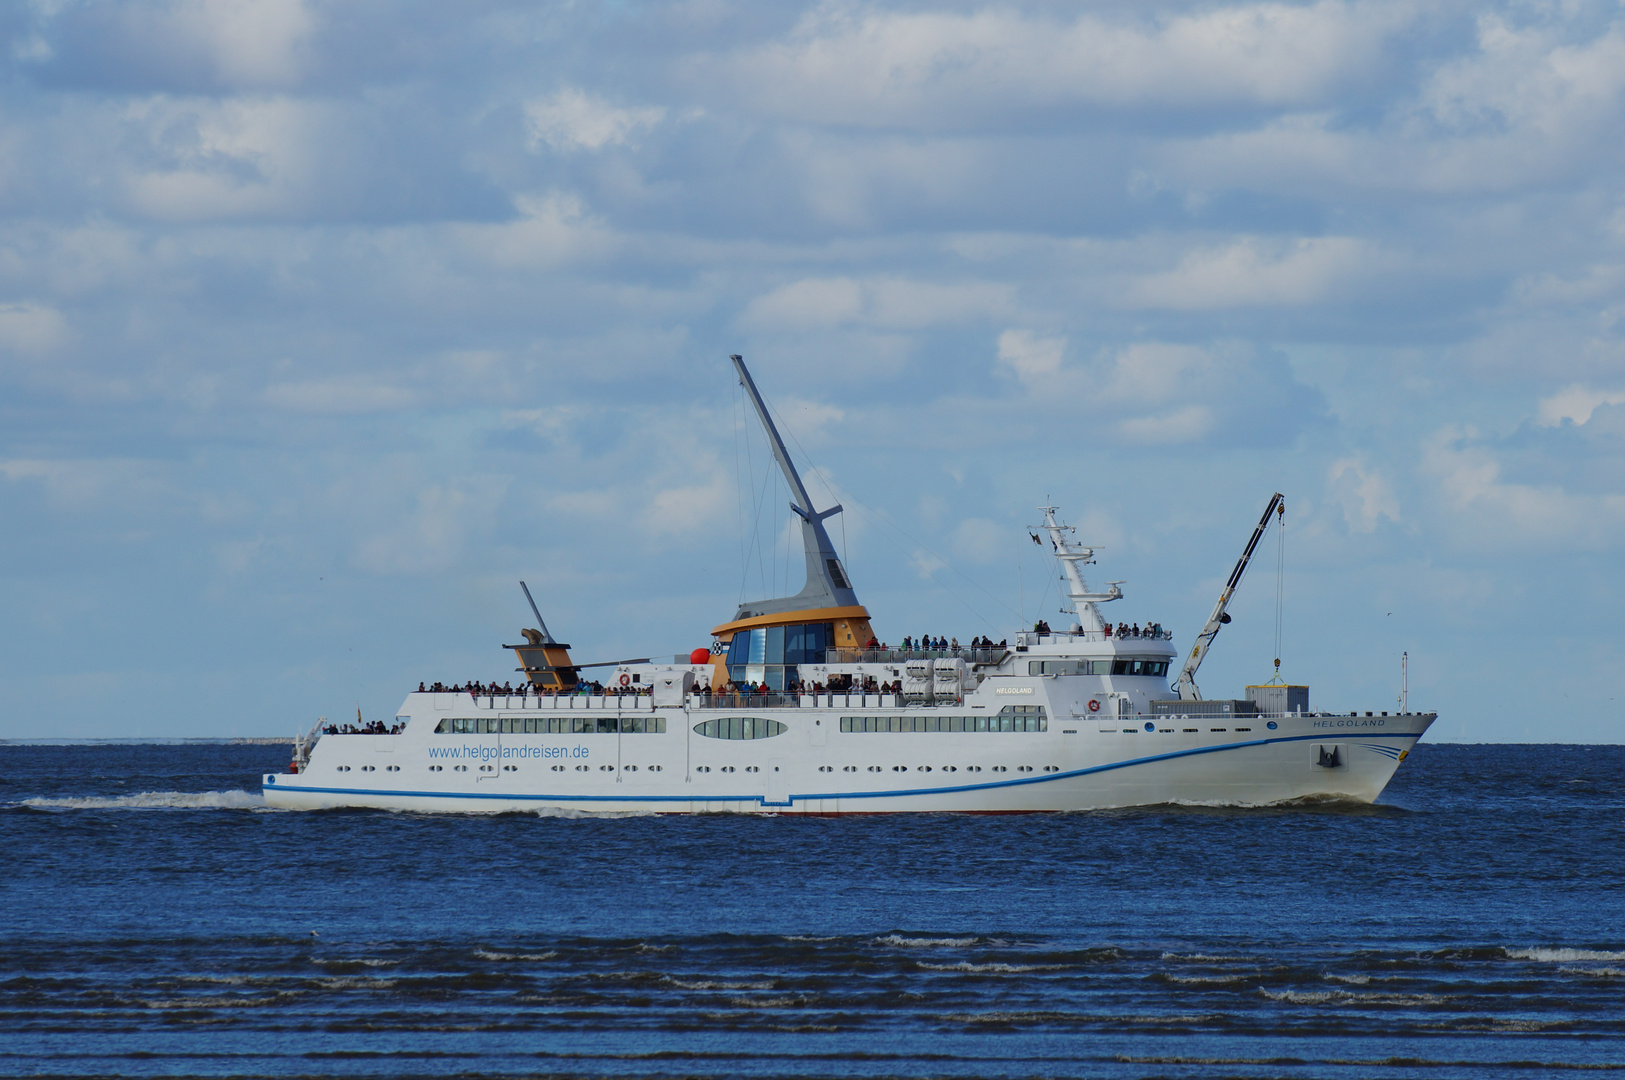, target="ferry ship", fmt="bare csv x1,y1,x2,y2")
262,356,1434,813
